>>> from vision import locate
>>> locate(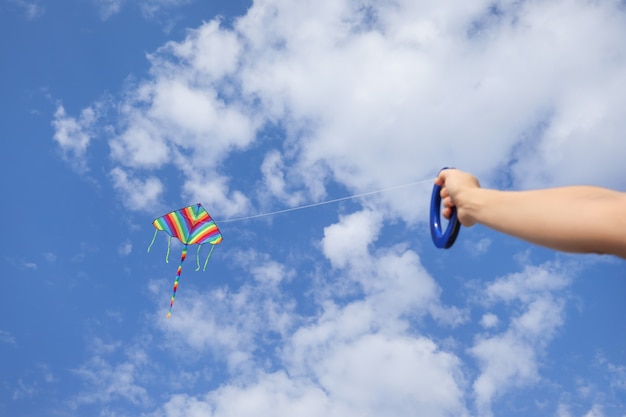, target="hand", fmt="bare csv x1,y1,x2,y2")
436,169,626,258
434,169,481,227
